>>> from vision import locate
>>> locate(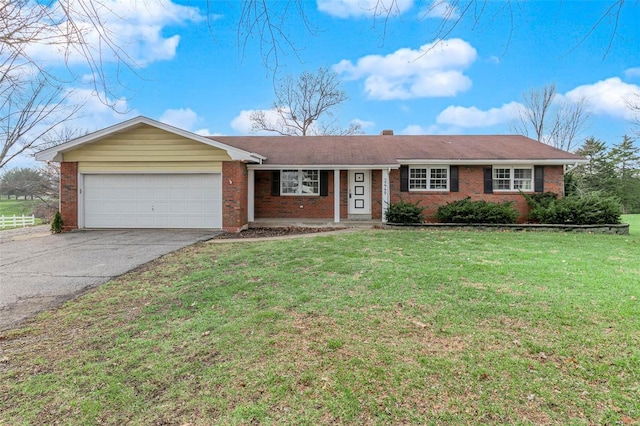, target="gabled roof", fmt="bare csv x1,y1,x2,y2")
35,115,586,167
211,134,586,168
35,116,265,163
